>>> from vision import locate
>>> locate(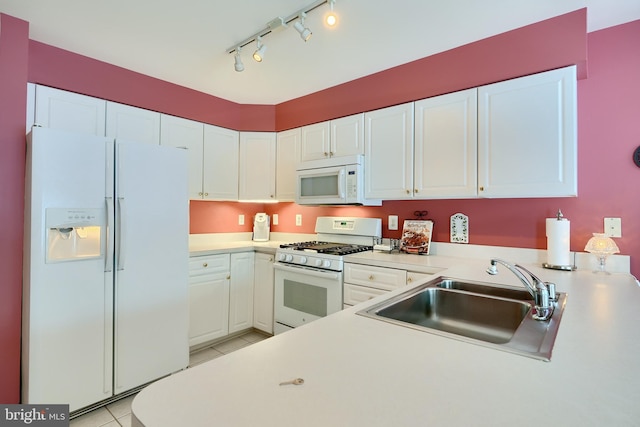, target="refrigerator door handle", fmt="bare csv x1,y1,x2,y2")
117,197,127,271
105,197,114,272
